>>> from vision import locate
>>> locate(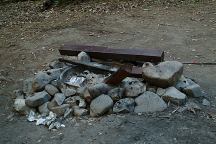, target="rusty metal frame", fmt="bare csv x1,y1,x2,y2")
59,44,164,63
